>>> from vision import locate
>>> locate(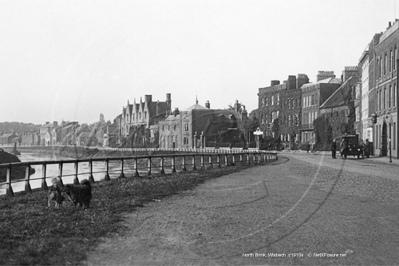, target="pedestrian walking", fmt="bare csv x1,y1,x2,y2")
364,139,370,158
331,139,337,159
306,142,310,153
340,138,348,159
